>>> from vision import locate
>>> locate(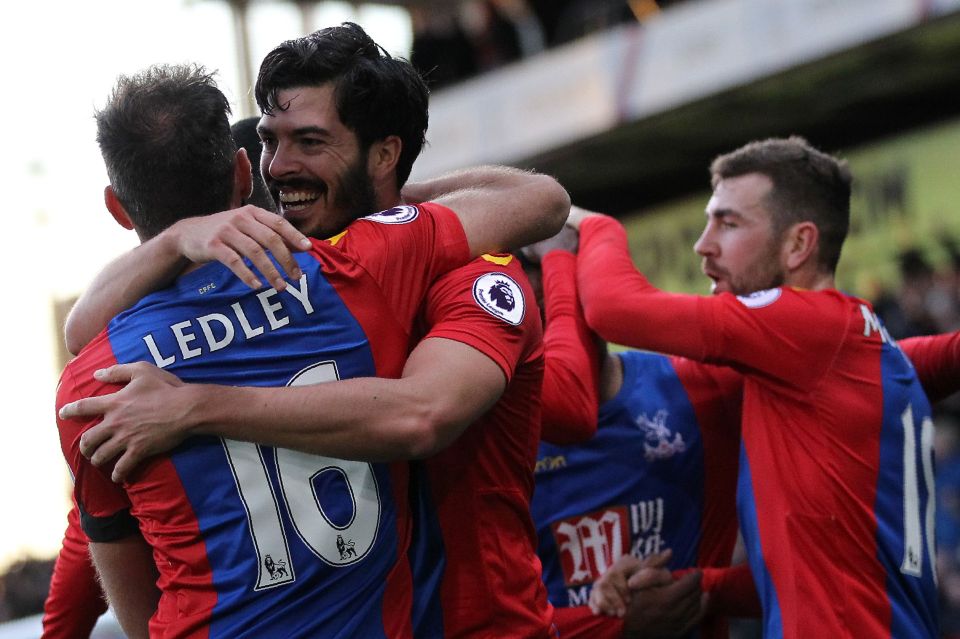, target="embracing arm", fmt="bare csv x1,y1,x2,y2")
540,250,600,444
64,206,310,355
88,534,160,639
403,166,569,256
69,338,506,482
